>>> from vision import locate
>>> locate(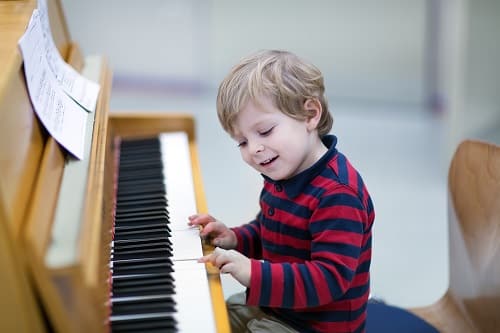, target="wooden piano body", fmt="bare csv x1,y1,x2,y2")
0,1,229,332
